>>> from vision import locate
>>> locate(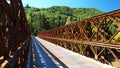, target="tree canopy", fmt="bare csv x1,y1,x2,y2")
25,6,104,35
